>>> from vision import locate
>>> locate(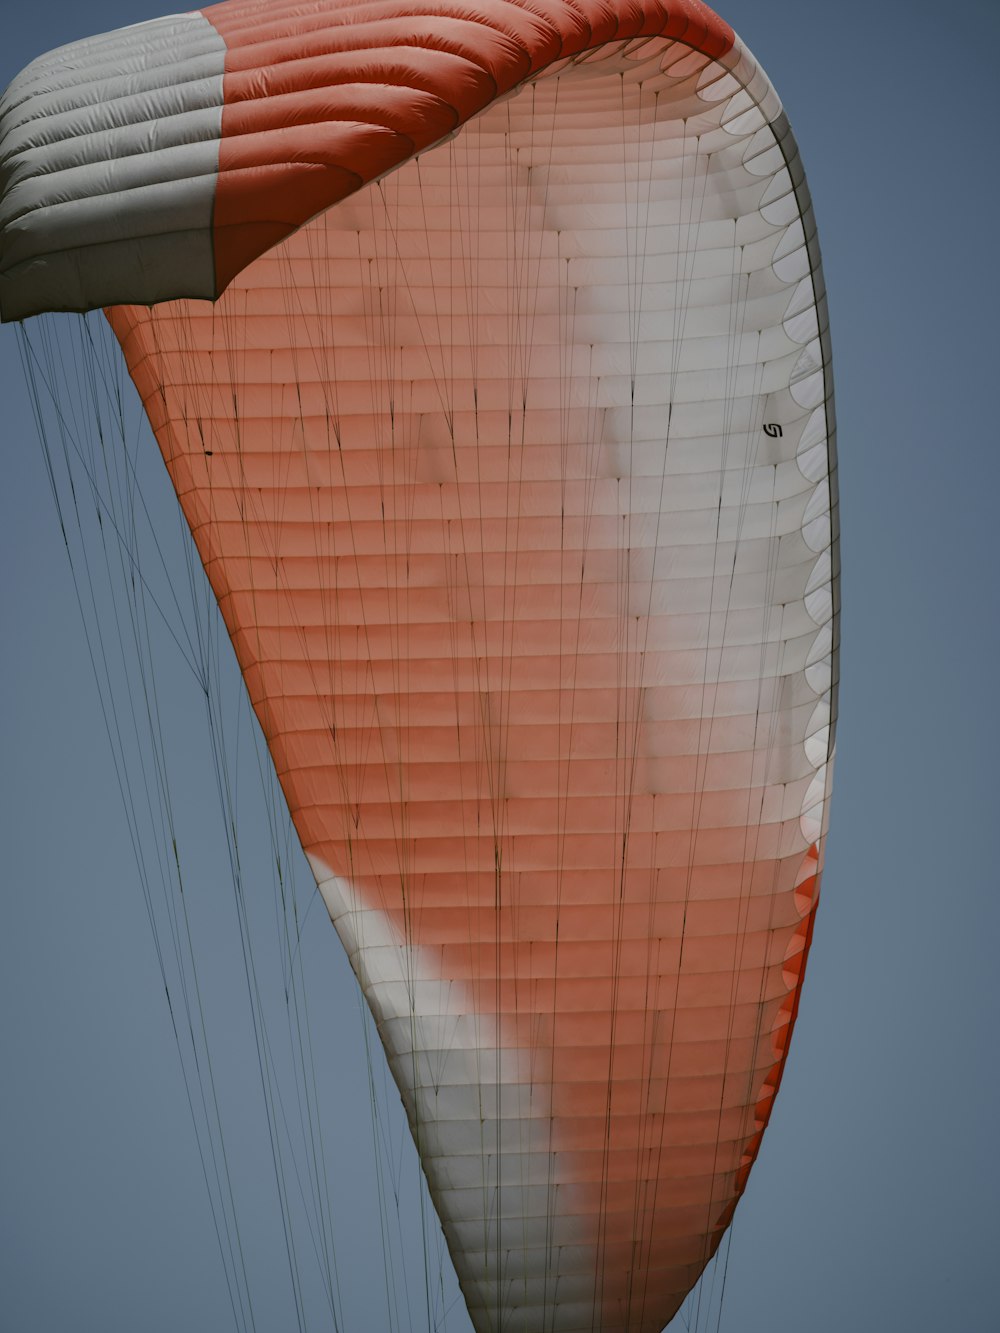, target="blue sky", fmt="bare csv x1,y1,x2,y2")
2,2,998,1330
